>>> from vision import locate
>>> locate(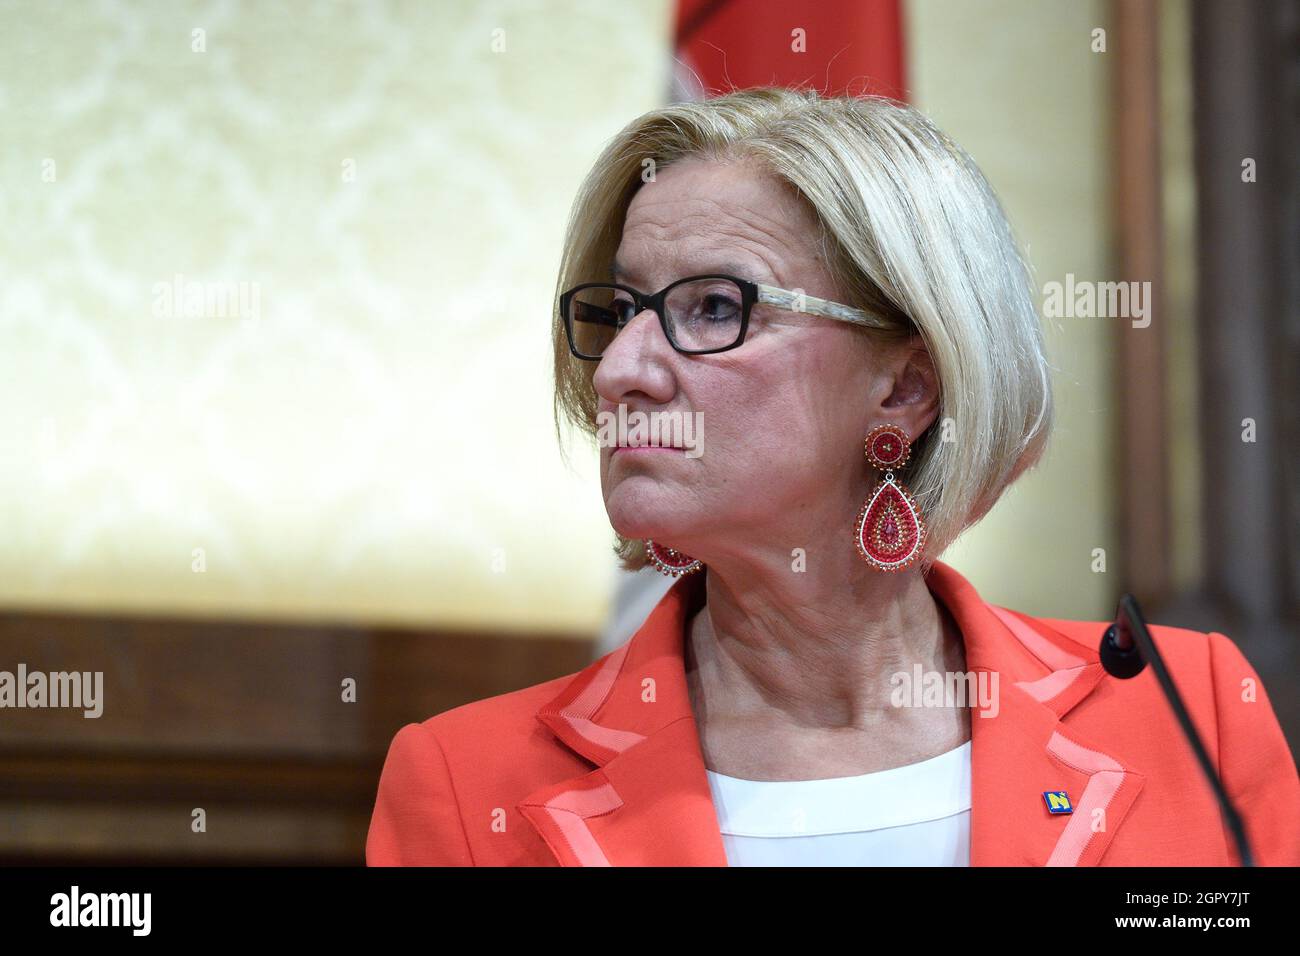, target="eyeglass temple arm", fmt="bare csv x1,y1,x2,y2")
756,284,891,330
571,302,620,327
